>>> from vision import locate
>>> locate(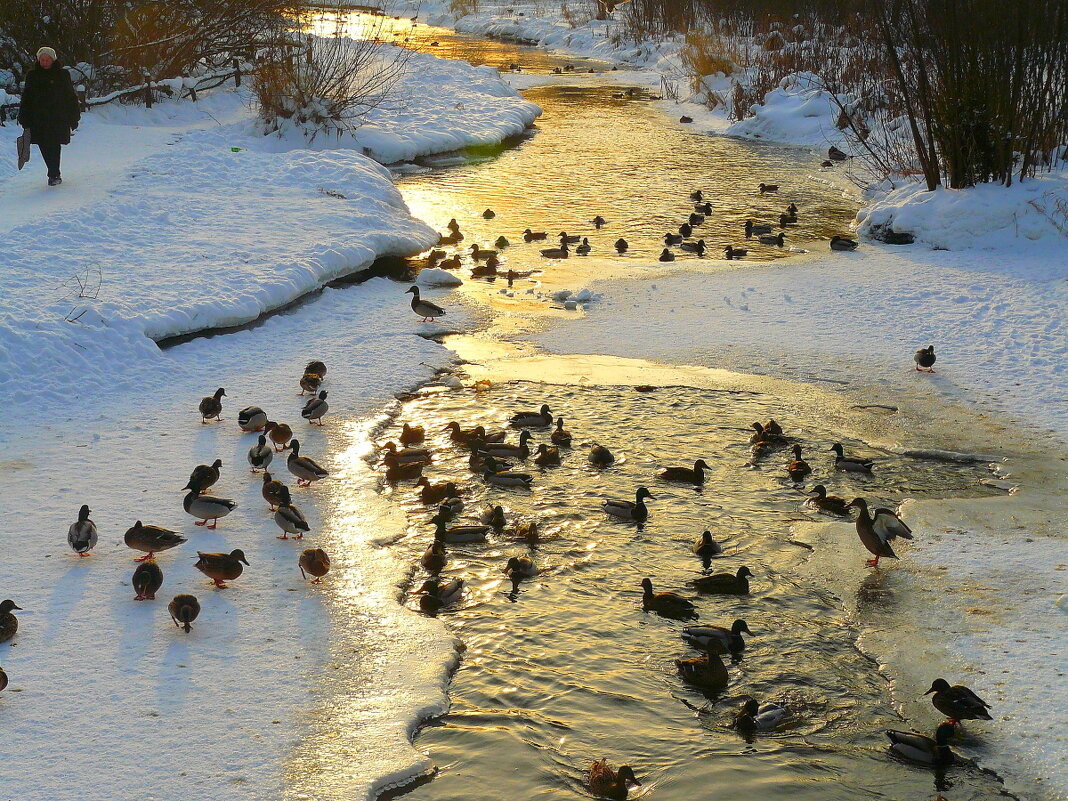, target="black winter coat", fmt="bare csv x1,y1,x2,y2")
18,61,81,145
